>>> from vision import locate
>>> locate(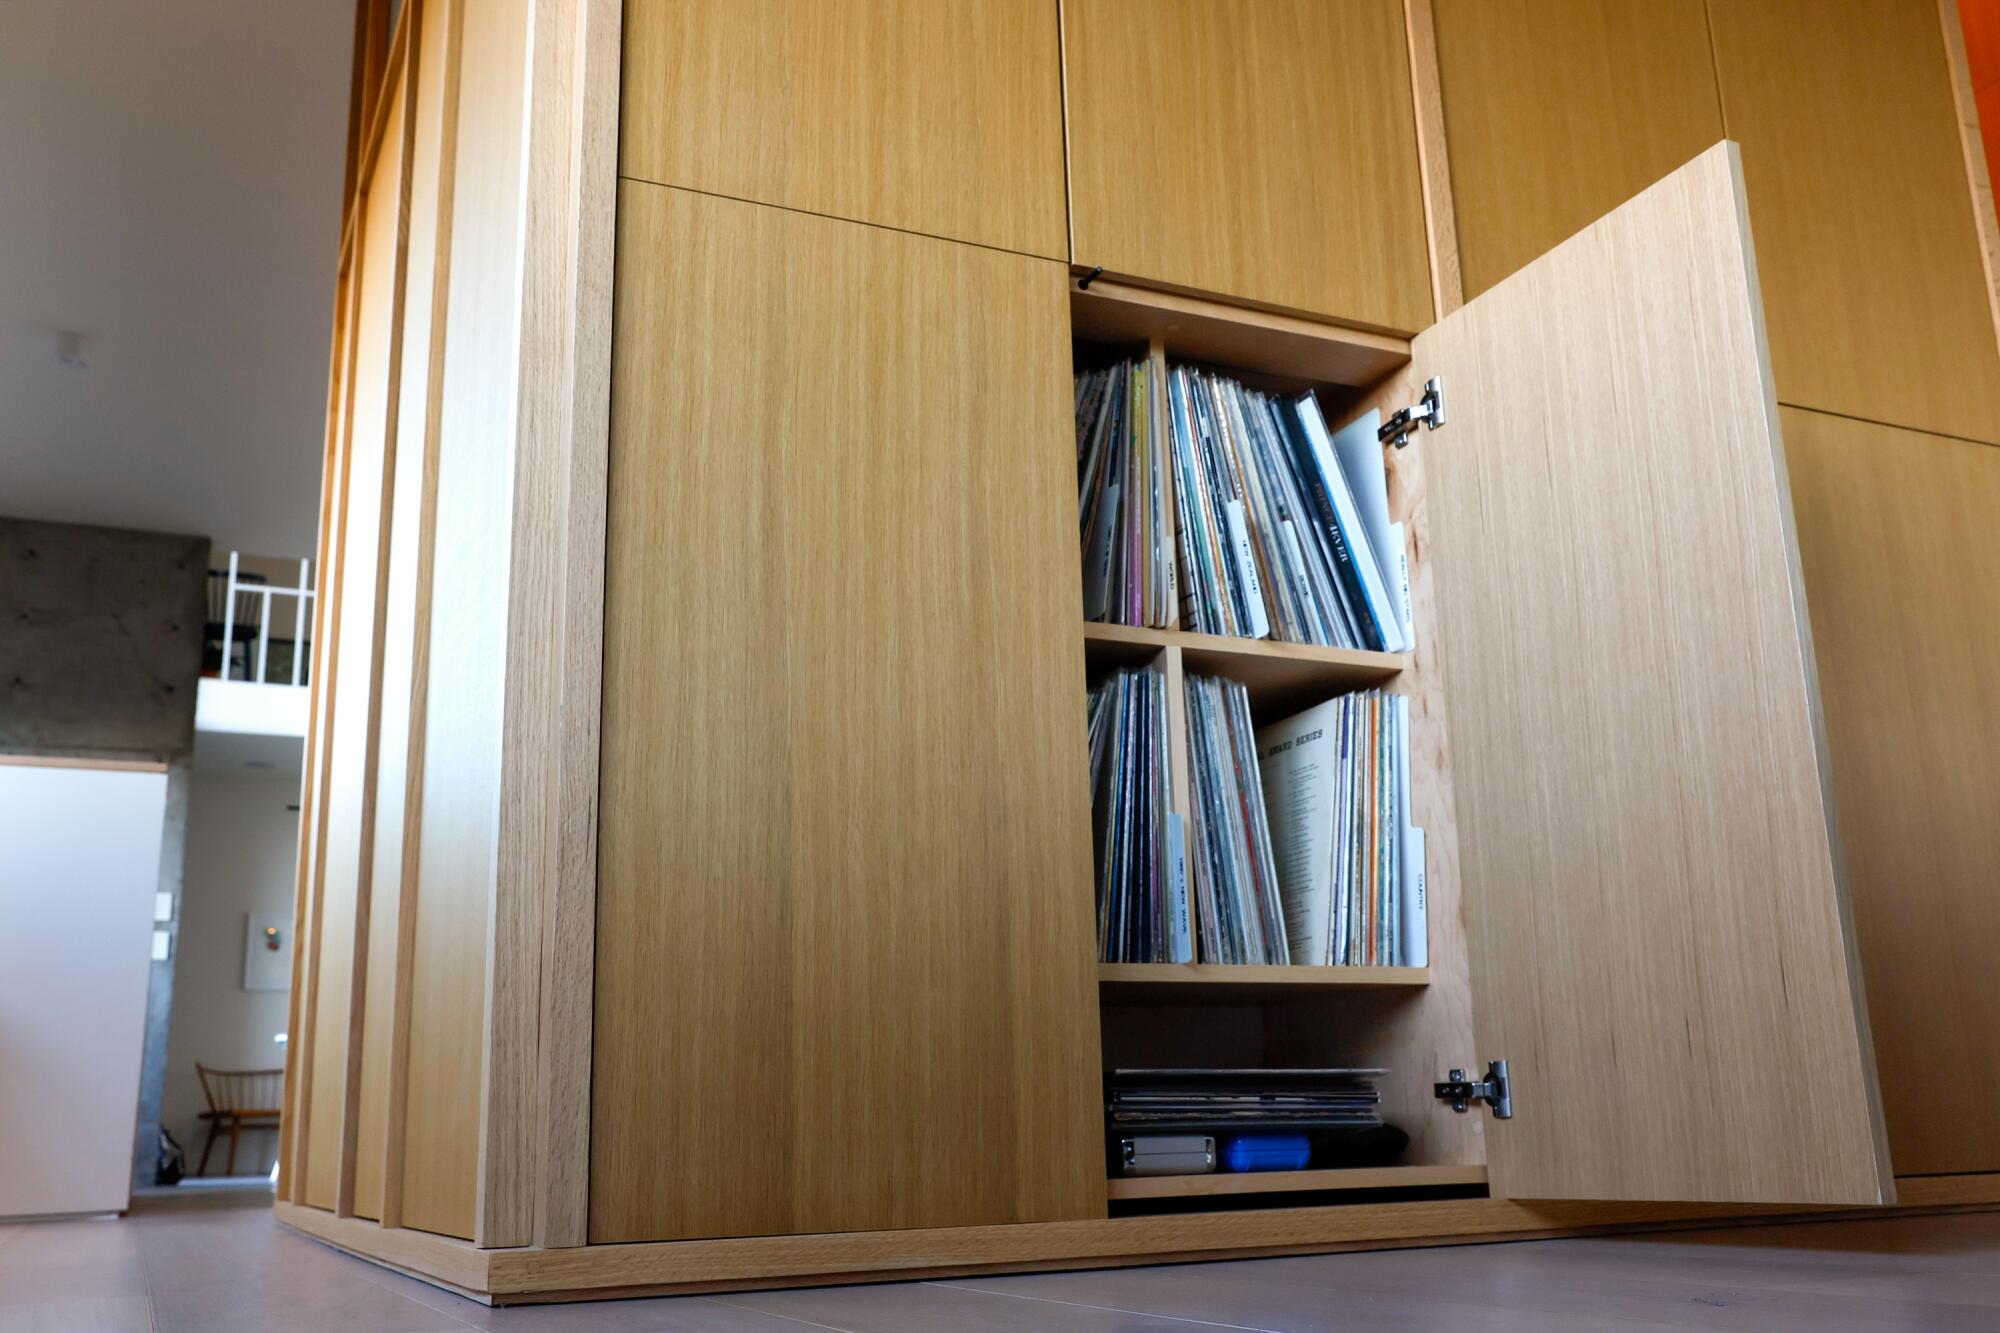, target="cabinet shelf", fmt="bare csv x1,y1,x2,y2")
1083,622,1405,717
1098,962,1428,1001
1107,1163,1487,1202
